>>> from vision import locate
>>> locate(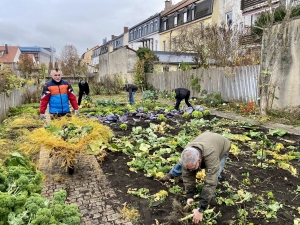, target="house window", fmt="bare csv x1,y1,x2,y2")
174,12,178,27
226,12,233,26
163,41,166,51
155,20,158,31
144,25,147,35
130,31,133,41
150,22,153,32
192,9,195,20
239,22,244,32
139,28,142,37
183,12,187,23
191,3,195,20
163,21,167,31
